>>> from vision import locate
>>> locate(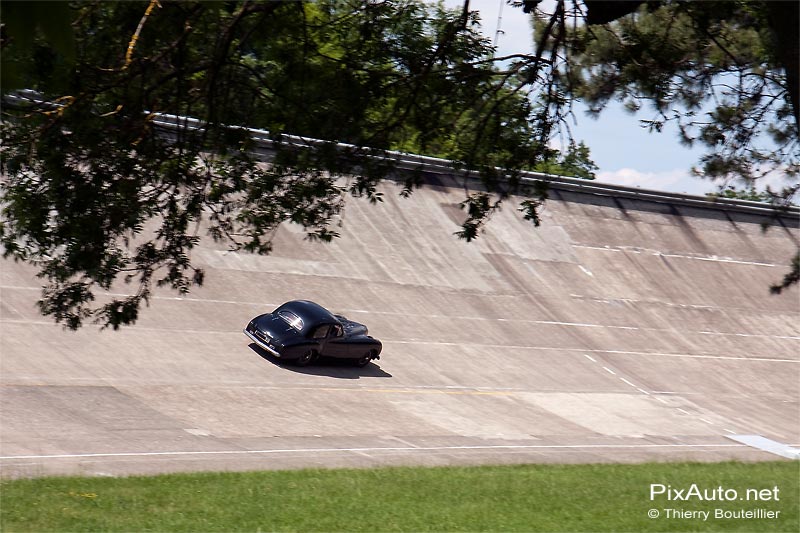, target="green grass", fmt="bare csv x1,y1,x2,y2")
1,461,798,532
